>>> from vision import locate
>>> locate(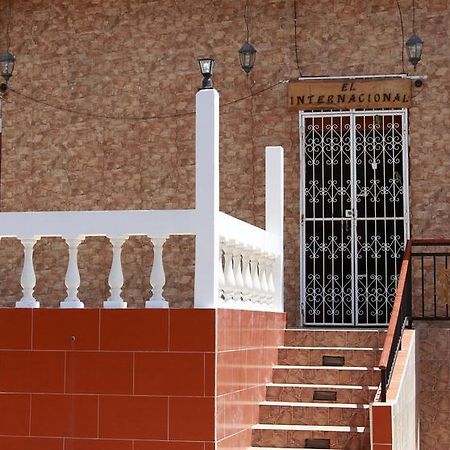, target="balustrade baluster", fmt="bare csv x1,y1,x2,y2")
60,237,84,308
223,242,236,302
242,250,253,302
250,252,261,303
260,256,269,304
267,255,276,304
232,248,244,302
146,236,169,308
16,238,40,308
218,241,226,300
104,236,127,308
